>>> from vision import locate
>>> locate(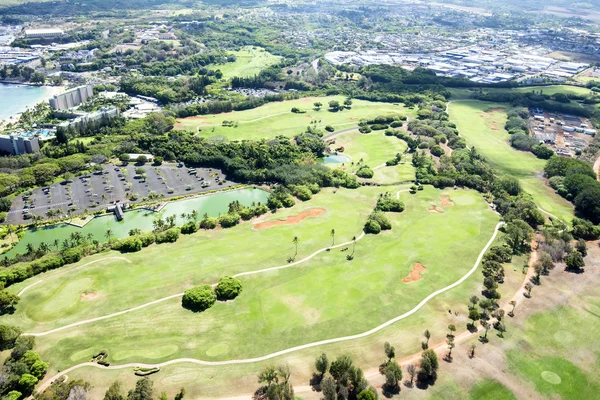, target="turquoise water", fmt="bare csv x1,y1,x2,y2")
3,188,269,258
0,83,54,121
322,154,351,164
